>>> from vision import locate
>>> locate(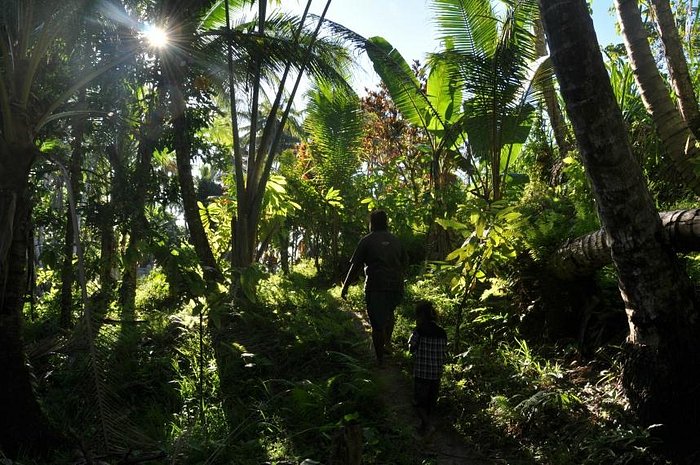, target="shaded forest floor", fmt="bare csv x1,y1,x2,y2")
22,264,680,464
